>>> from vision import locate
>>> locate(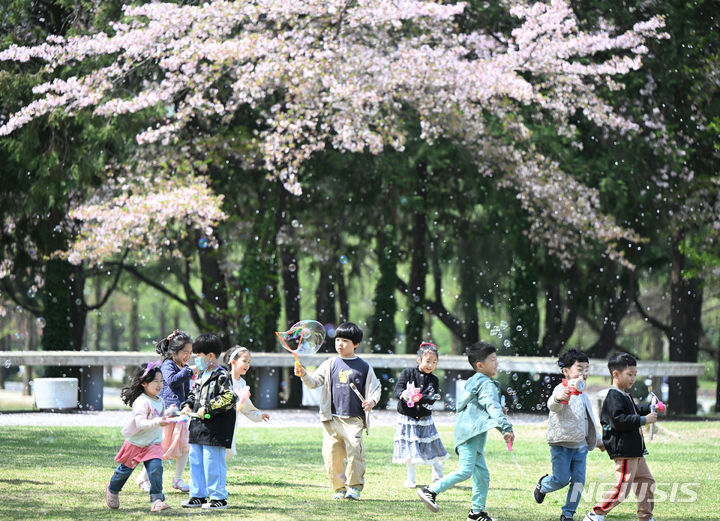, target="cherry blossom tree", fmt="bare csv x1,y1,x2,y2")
0,0,667,268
